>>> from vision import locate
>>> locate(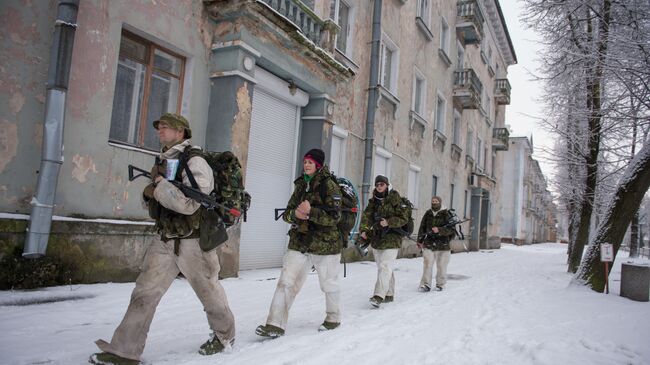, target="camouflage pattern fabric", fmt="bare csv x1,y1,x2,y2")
417,208,456,251
360,190,409,250
283,166,342,255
